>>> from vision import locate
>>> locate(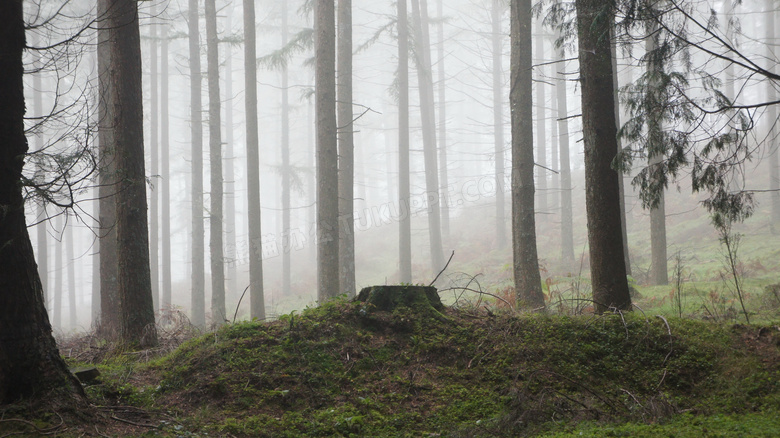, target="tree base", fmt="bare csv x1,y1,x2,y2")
355,285,444,314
